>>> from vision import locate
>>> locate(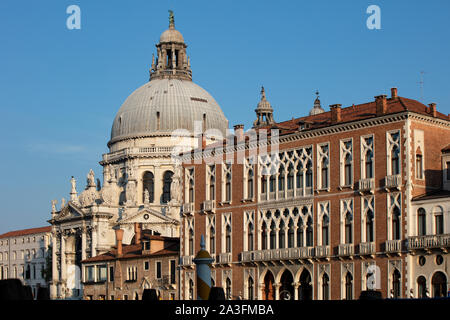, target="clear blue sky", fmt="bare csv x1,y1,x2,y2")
0,0,449,233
